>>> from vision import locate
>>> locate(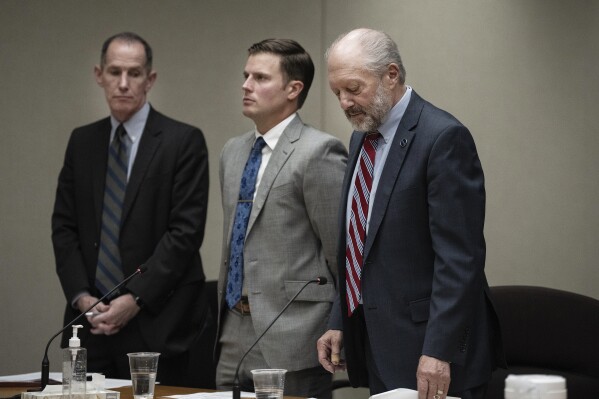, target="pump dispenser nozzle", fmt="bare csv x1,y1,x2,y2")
63,324,87,398
69,325,83,348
